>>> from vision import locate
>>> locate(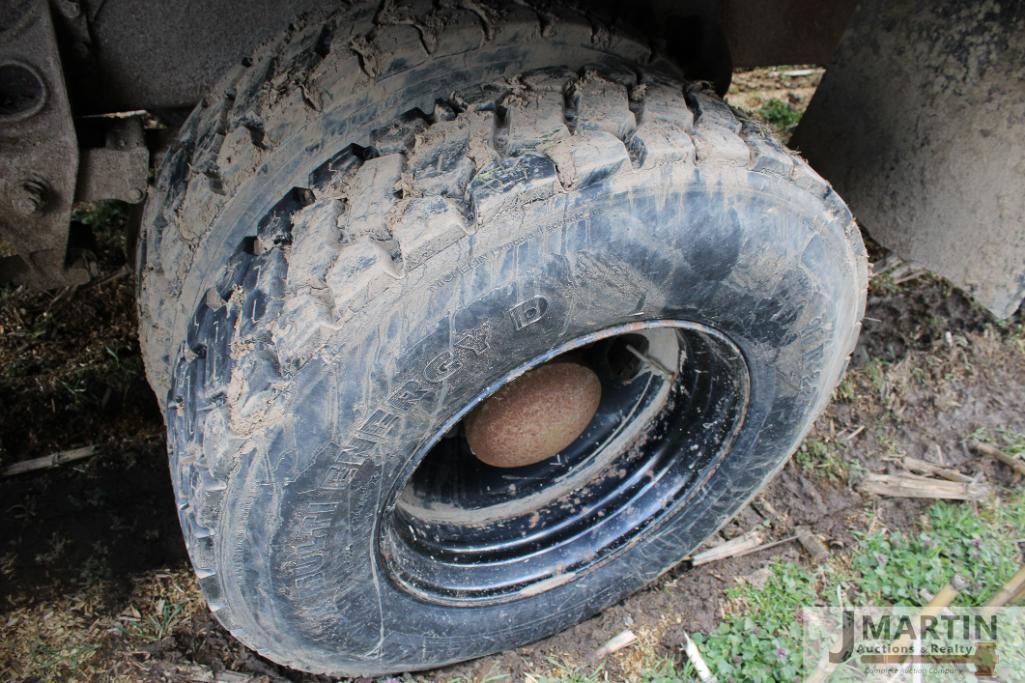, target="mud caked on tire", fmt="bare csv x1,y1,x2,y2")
137,2,866,676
